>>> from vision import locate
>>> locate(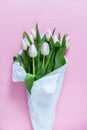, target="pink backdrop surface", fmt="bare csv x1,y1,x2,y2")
0,0,87,130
